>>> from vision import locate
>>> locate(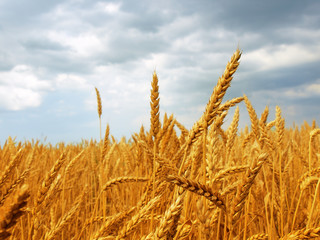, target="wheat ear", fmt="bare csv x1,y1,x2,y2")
101,176,149,191
150,70,161,229
246,233,269,240
185,48,242,146
166,175,226,211
244,94,260,141
95,87,102,141
204,48,242,126
181,65,243,182
44,187,86,240
0,149,24,189
115,196,161,239
91,206,136,239
35,152,66,207
0,168,30,206
280,226,320,239
213,165,249,183
65,150,85,176
174,220,192,240
150,70,160,141
226,106,240,156
154,193,185,239
231,153,268,226
216,97,244,116
101,123,110,161
0,184,30,239
139,140,178,174
298,166,320,186
157,114,174,145
309,129,320,172
259,105,269,126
